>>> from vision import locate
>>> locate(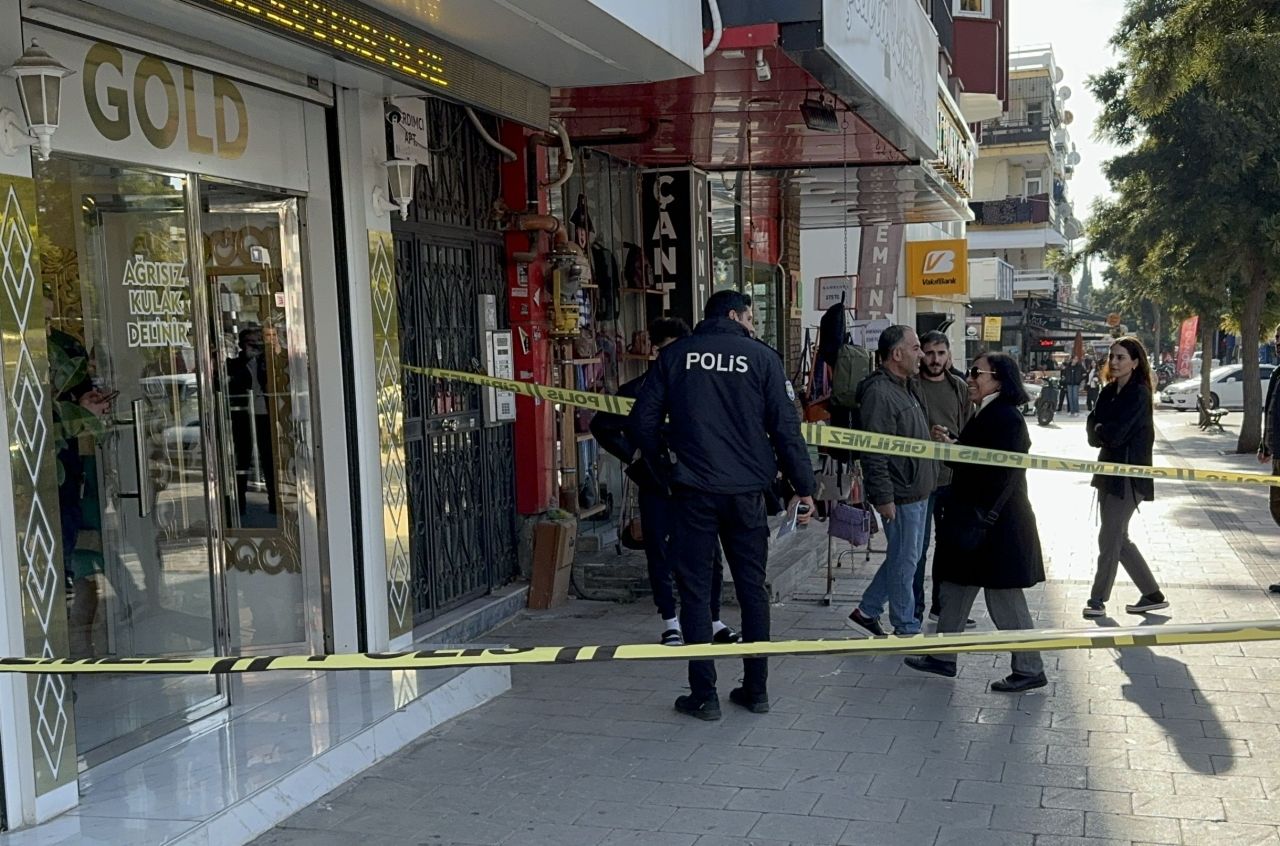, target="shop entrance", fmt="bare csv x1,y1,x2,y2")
36,156,320,764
